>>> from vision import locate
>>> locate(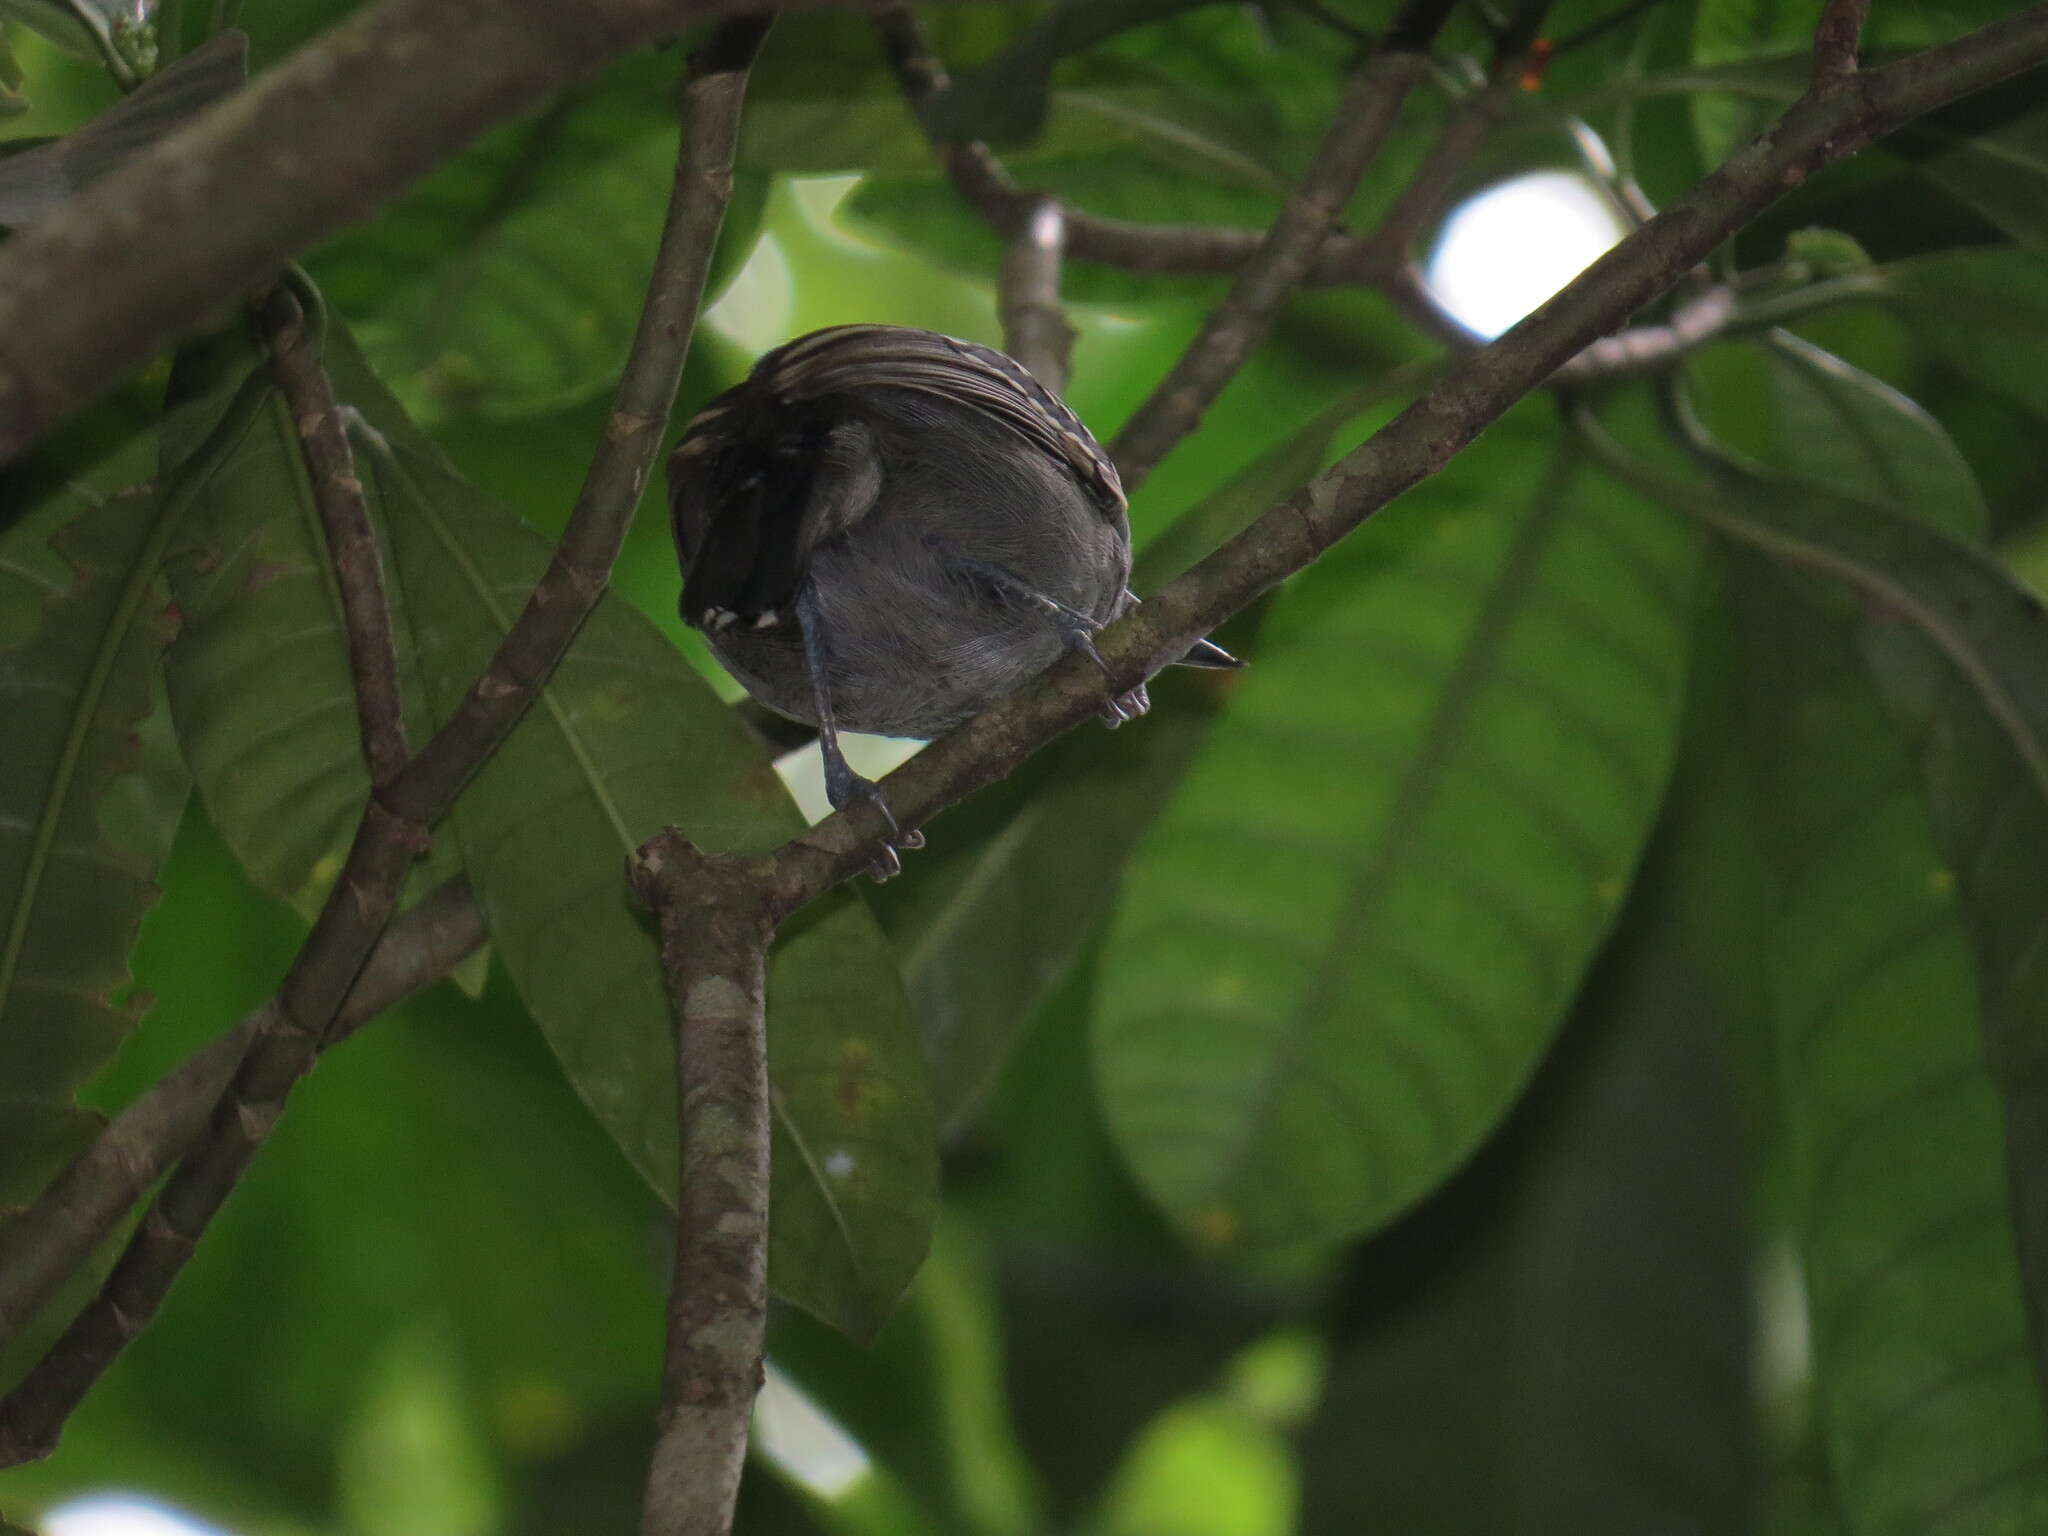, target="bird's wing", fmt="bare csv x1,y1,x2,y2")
754,324,1127,520
669,394,884,630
